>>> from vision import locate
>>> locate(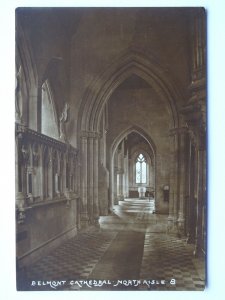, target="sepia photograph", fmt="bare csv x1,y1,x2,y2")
15,6,206,292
